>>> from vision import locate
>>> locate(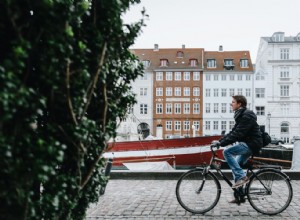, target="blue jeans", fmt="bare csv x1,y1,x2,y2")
223,142,252,182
